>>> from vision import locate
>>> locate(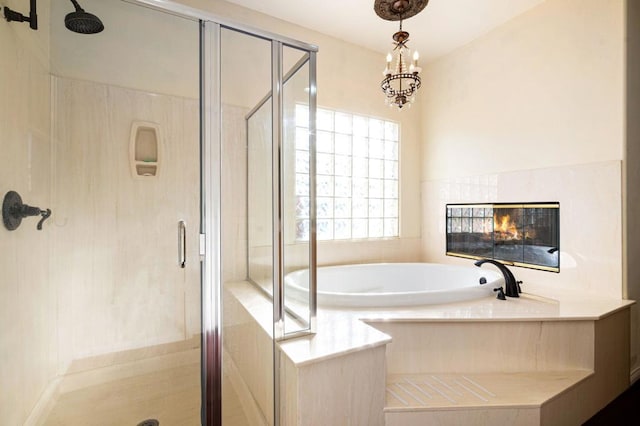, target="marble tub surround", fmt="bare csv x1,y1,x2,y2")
381,308,631,426
372,320,594,375
223,282,389,424
226,279,633,425
281,345,387,426
225,281,392,366
225,281,389,425
227,280,633,365
223,282,276,424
